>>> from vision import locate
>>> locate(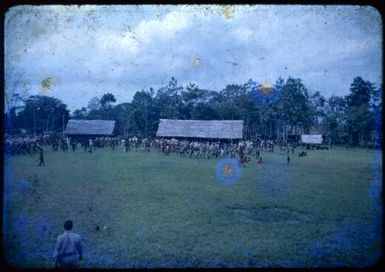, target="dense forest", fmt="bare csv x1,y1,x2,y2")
4,76,382,147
